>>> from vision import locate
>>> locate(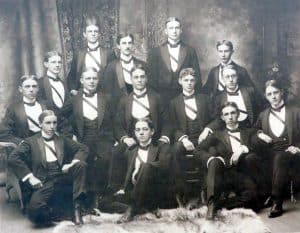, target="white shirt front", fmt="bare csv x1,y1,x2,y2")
269,105,286,137
132,142,150,184
23,97,43,132
41,131,58,162
183,90,197,120
132,89,150,119
168,43,180,72
85,42,101,71
83,91,98,120
47,71,65,108
228,131,242,153
226,89,248,121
